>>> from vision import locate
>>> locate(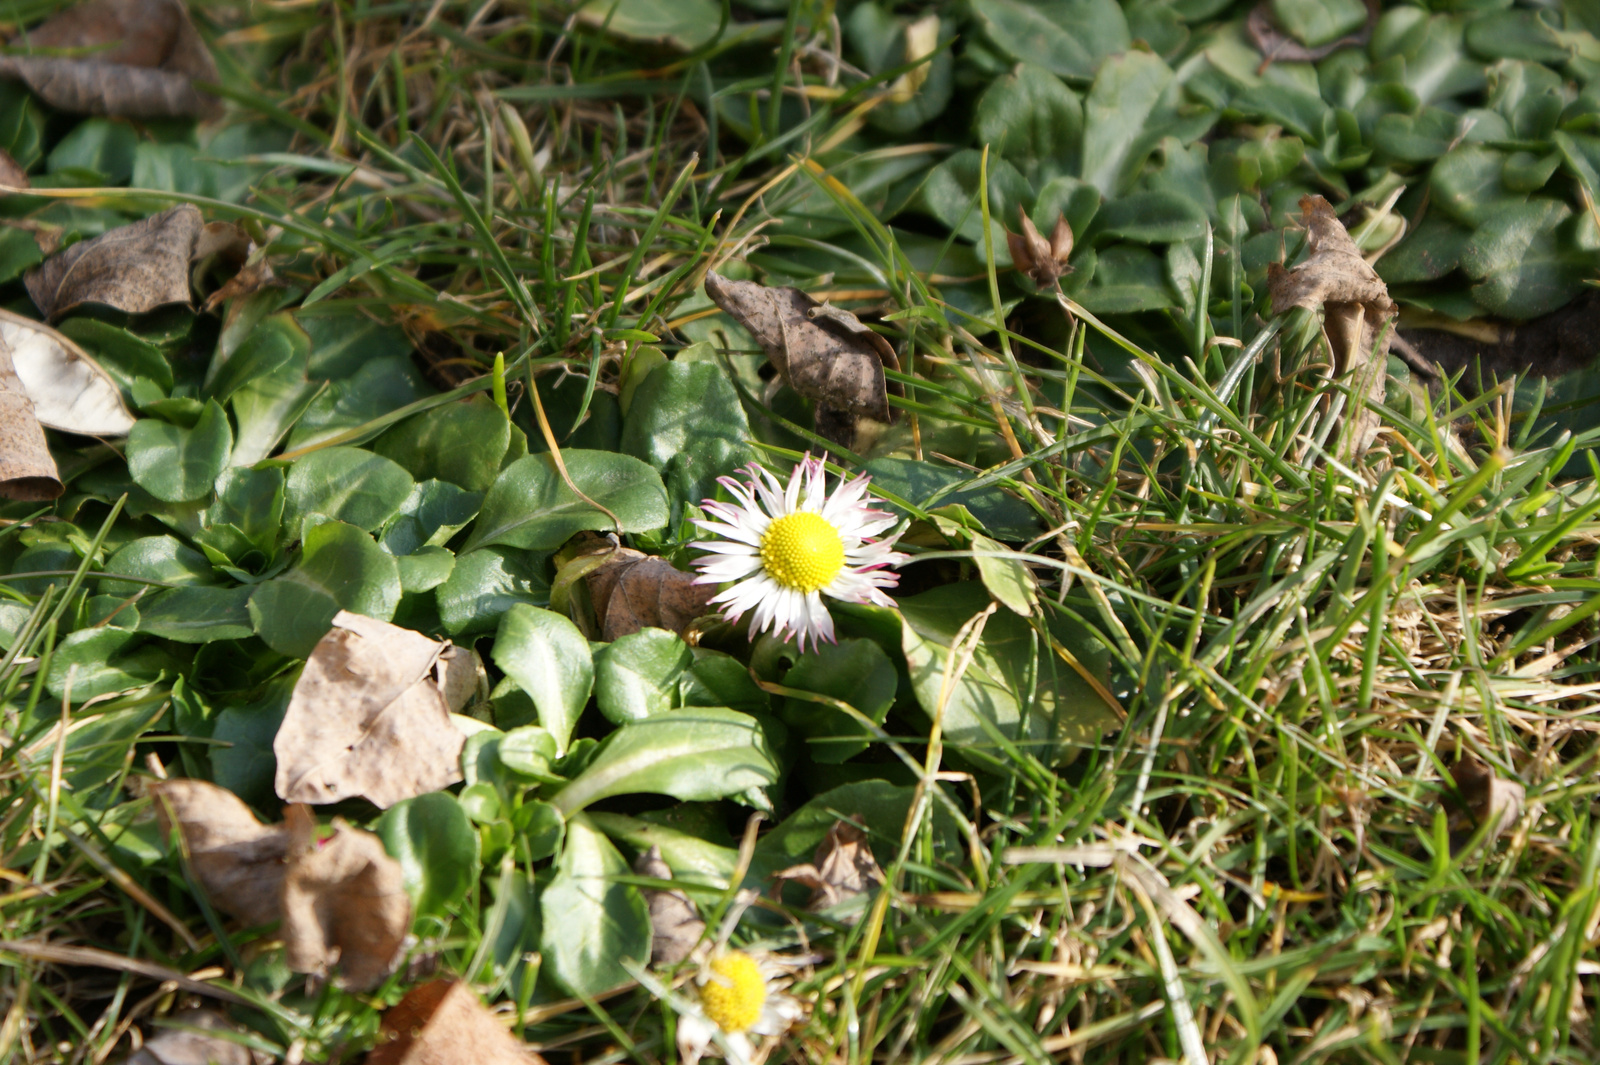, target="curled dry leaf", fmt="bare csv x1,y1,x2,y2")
274,611,468,809
0,335,62,501
27,205,204,320
0,308,135,435
1006,211,1074,289
123,1009,266,1065
1267,195,1396,459
704,269,899,451
153,778,286,928
368,980,546,1065
1449,756,1526,848
586,547,717,642
635,845,705,967
771,820,884,921
0,0,220,119
282,804,411,993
